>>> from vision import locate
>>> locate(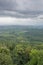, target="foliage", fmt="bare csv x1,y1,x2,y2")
0,26,43,65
